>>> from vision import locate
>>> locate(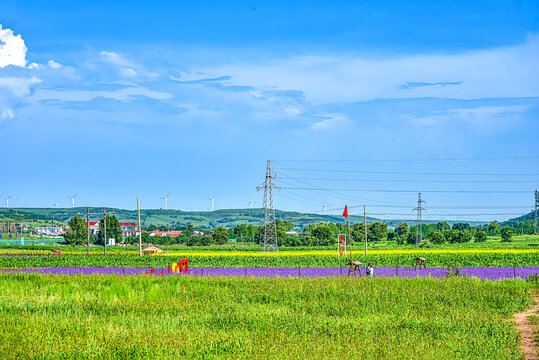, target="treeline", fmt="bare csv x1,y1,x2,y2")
63,214,526,247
